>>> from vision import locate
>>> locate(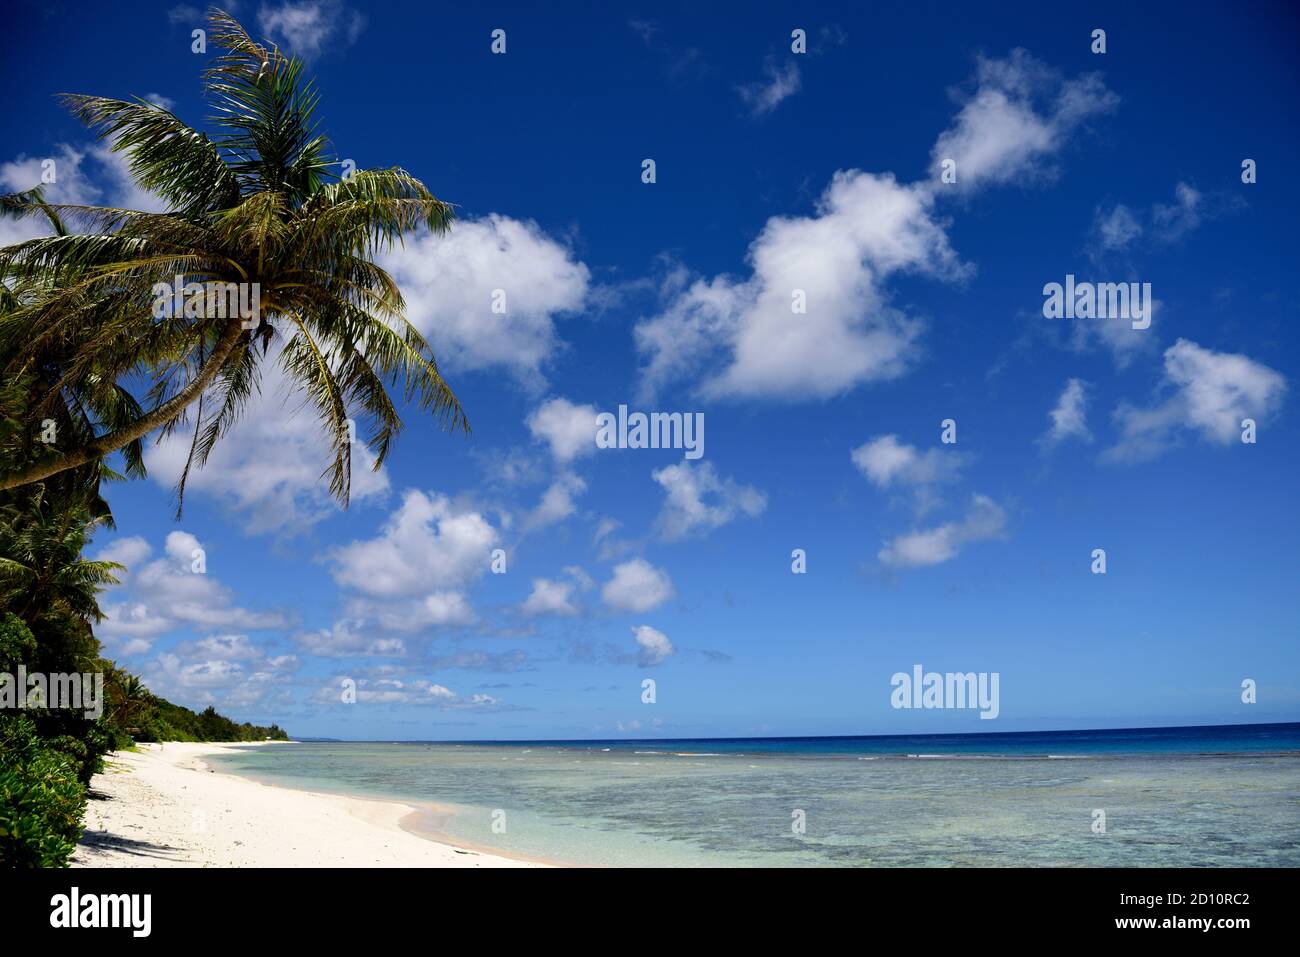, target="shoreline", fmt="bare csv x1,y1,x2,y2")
72,742,546,868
